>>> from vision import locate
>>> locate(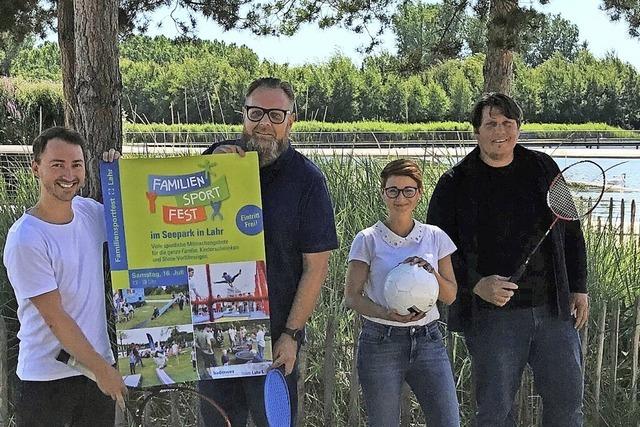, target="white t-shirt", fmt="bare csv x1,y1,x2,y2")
3,197,115,380
348,220,457,327
154,353,167,369
256,330,266,347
